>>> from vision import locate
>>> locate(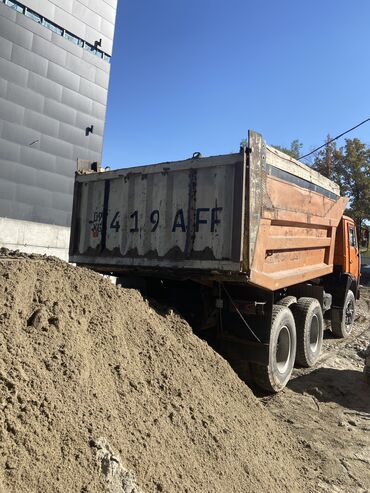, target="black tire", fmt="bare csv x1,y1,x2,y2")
331,290,356,338
292,297,324,367
251,305,296,393
276,296,297,308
